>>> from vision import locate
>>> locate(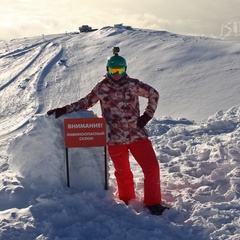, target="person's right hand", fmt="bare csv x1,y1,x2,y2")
47,106,67,118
